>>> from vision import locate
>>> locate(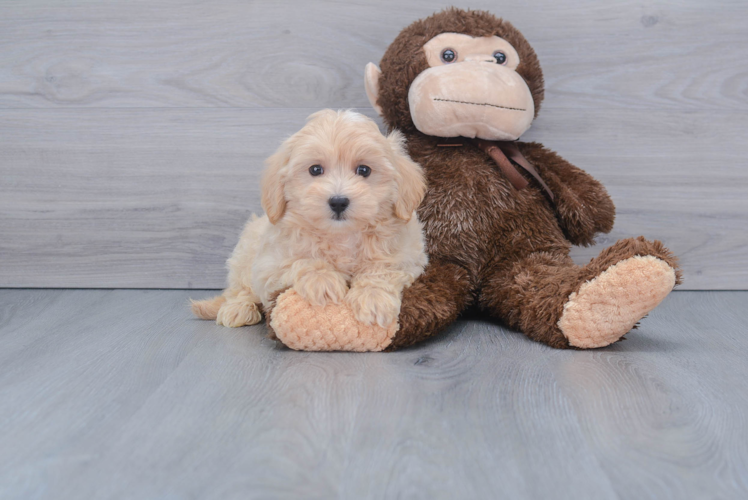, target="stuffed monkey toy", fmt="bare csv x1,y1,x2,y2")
268,8,682,351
